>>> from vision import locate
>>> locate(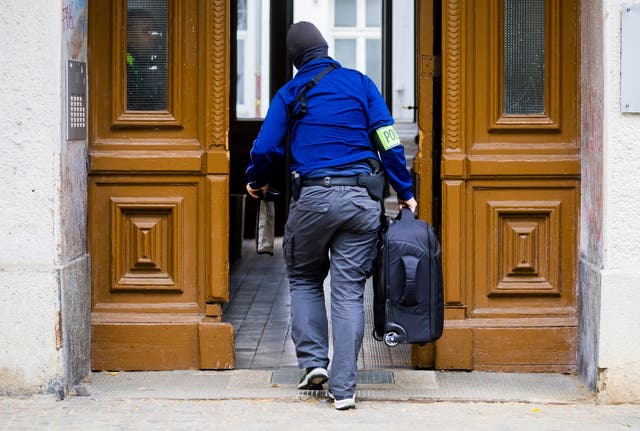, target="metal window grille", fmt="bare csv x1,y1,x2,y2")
126,0,169,111
503,0,545,115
